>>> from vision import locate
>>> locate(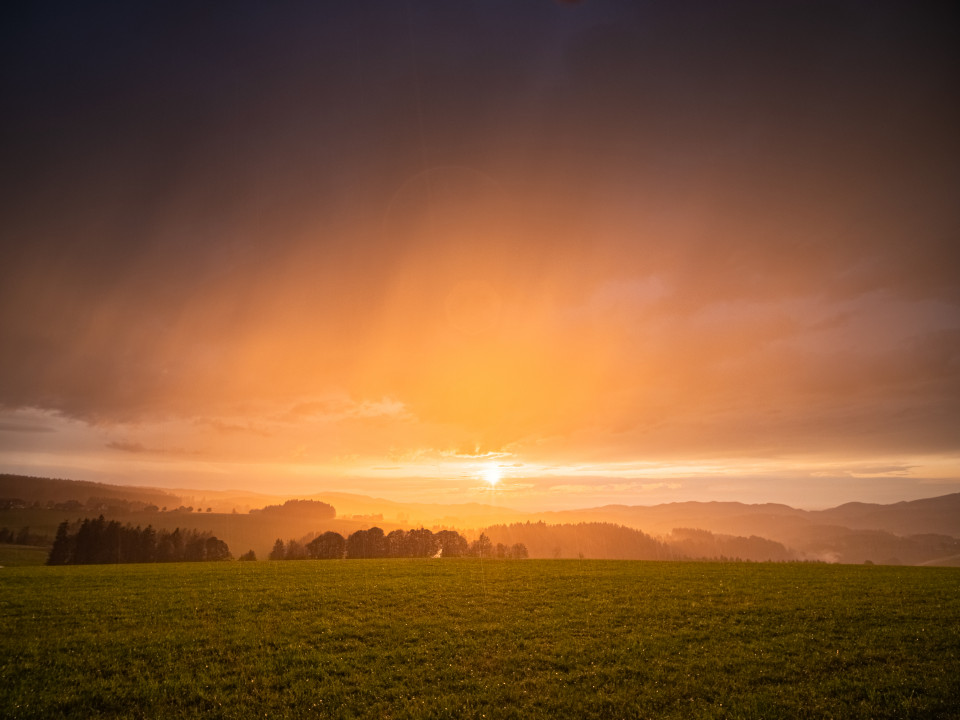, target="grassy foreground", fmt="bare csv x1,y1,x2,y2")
0,544,48,567
1,560,958,719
